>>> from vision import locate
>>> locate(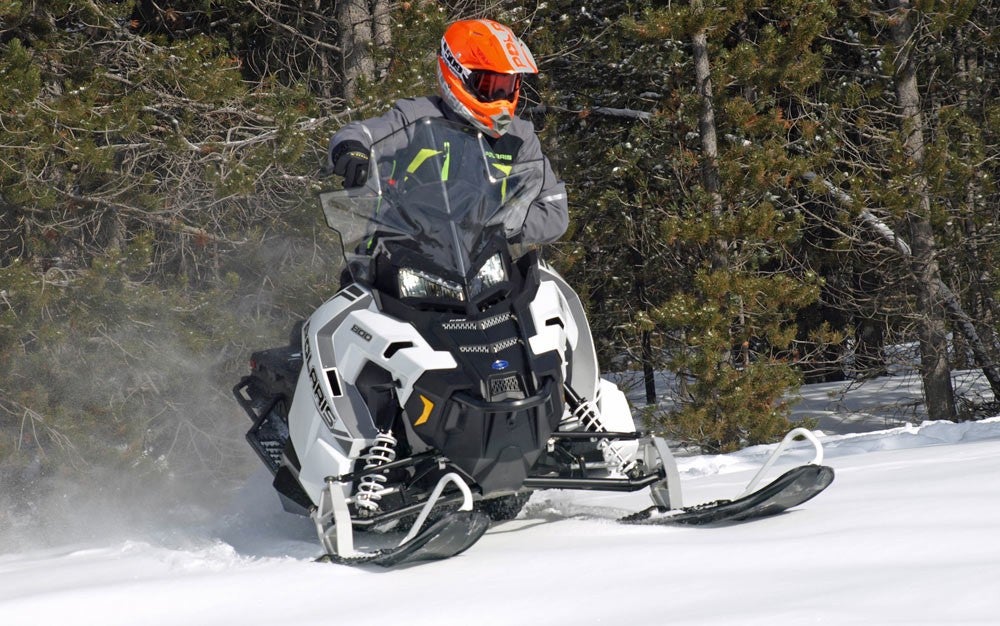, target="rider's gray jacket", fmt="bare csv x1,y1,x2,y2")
327,96,568,244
